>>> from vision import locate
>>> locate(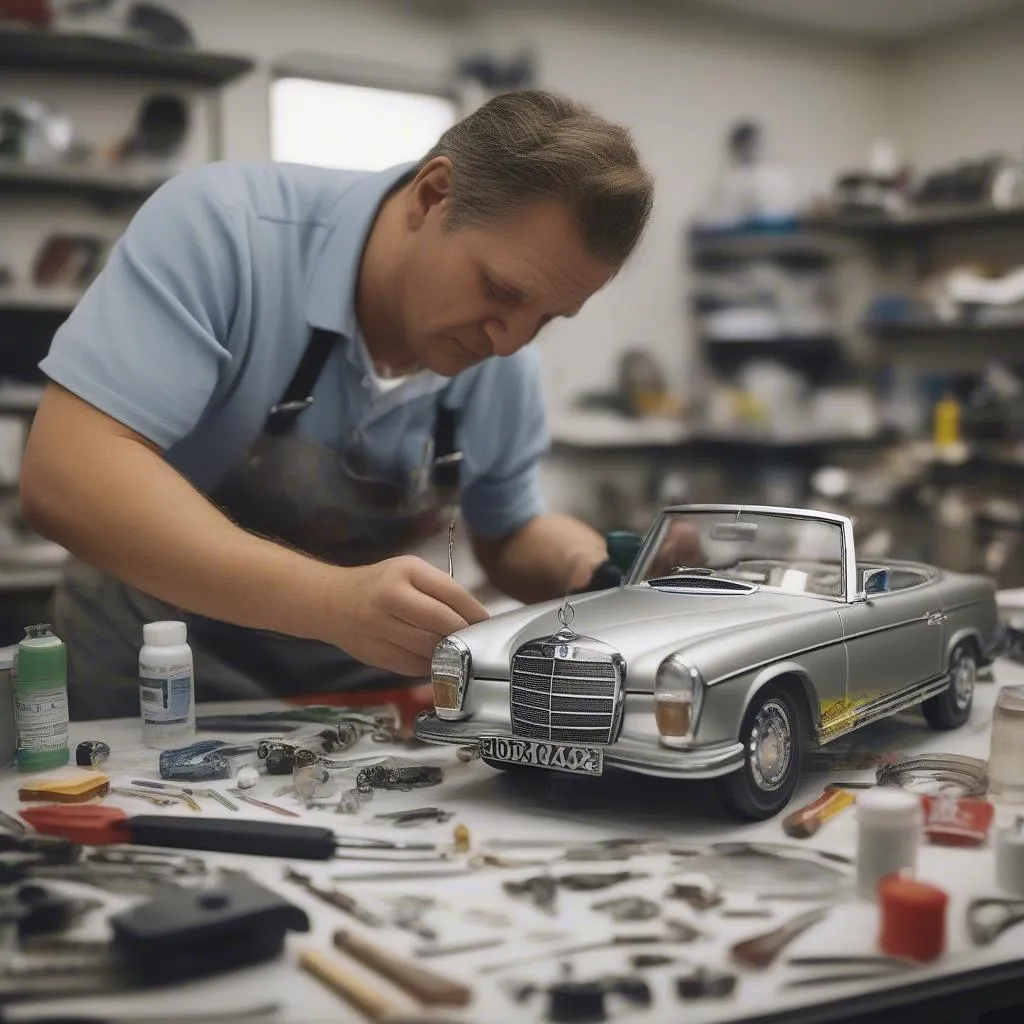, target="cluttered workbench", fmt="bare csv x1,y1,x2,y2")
2,665,1024,1024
